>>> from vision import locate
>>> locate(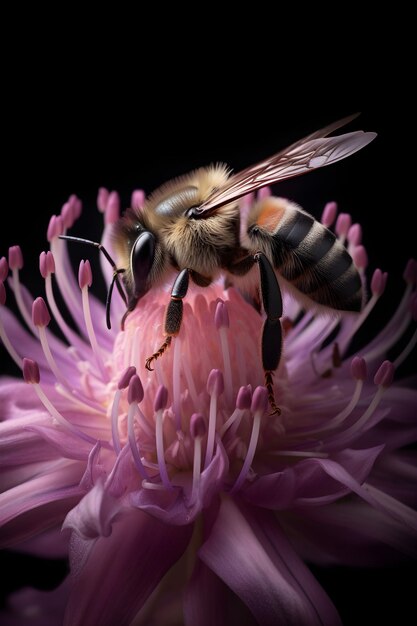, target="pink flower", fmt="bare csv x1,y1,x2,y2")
1,190,416,625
